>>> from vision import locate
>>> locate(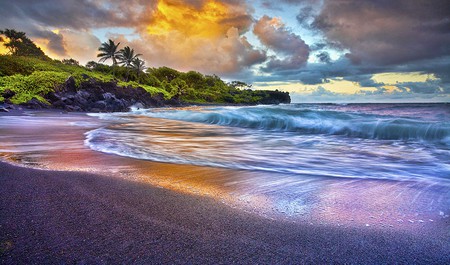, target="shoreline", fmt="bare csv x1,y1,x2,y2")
1,160,449,264
1,109,449,263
